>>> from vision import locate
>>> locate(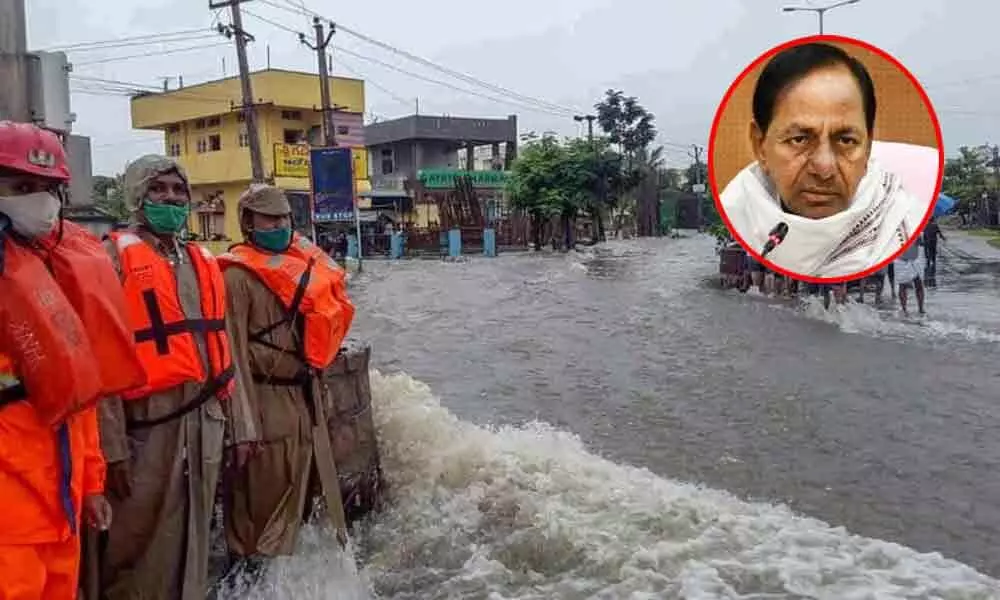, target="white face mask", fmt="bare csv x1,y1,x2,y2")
0,191,61,238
